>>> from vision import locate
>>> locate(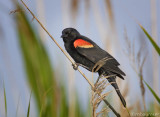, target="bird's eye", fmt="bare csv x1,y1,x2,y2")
65,32,69,34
